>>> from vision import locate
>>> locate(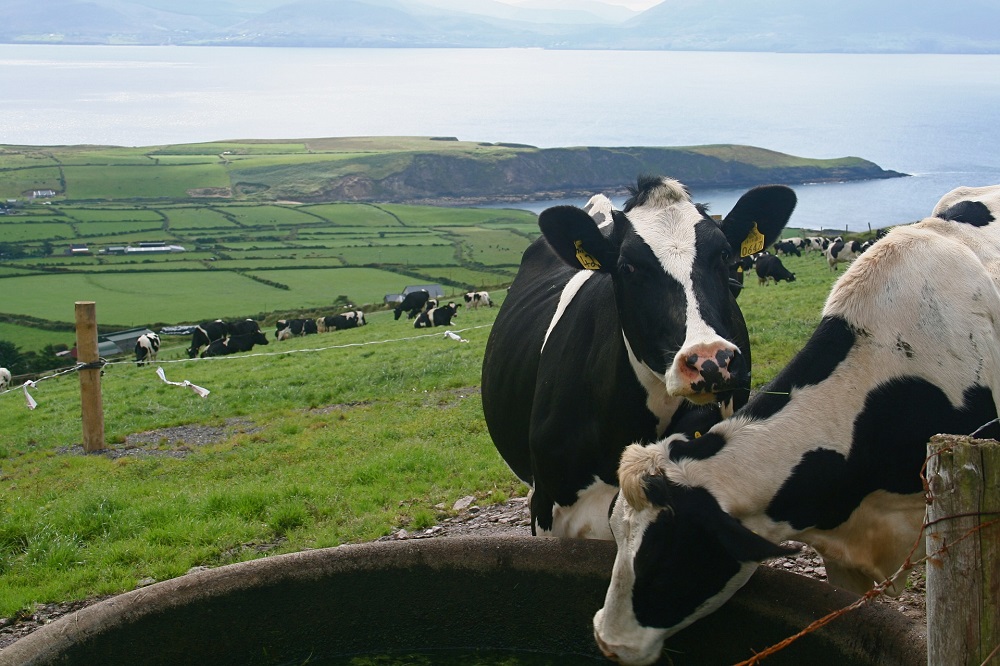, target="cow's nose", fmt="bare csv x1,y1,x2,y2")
671,341,740,397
